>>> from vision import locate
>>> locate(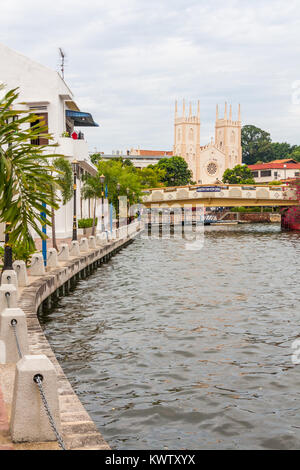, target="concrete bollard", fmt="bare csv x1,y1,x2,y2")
13,260,28,287
47,248,59,268
0,284,18,313
57,244,69,261
10,355,61,443
1,269,18,288
96,234,104,246
69,240,80,257
0,308,29,363
88,236,97,249
30,253,45,276
79,237,89,252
